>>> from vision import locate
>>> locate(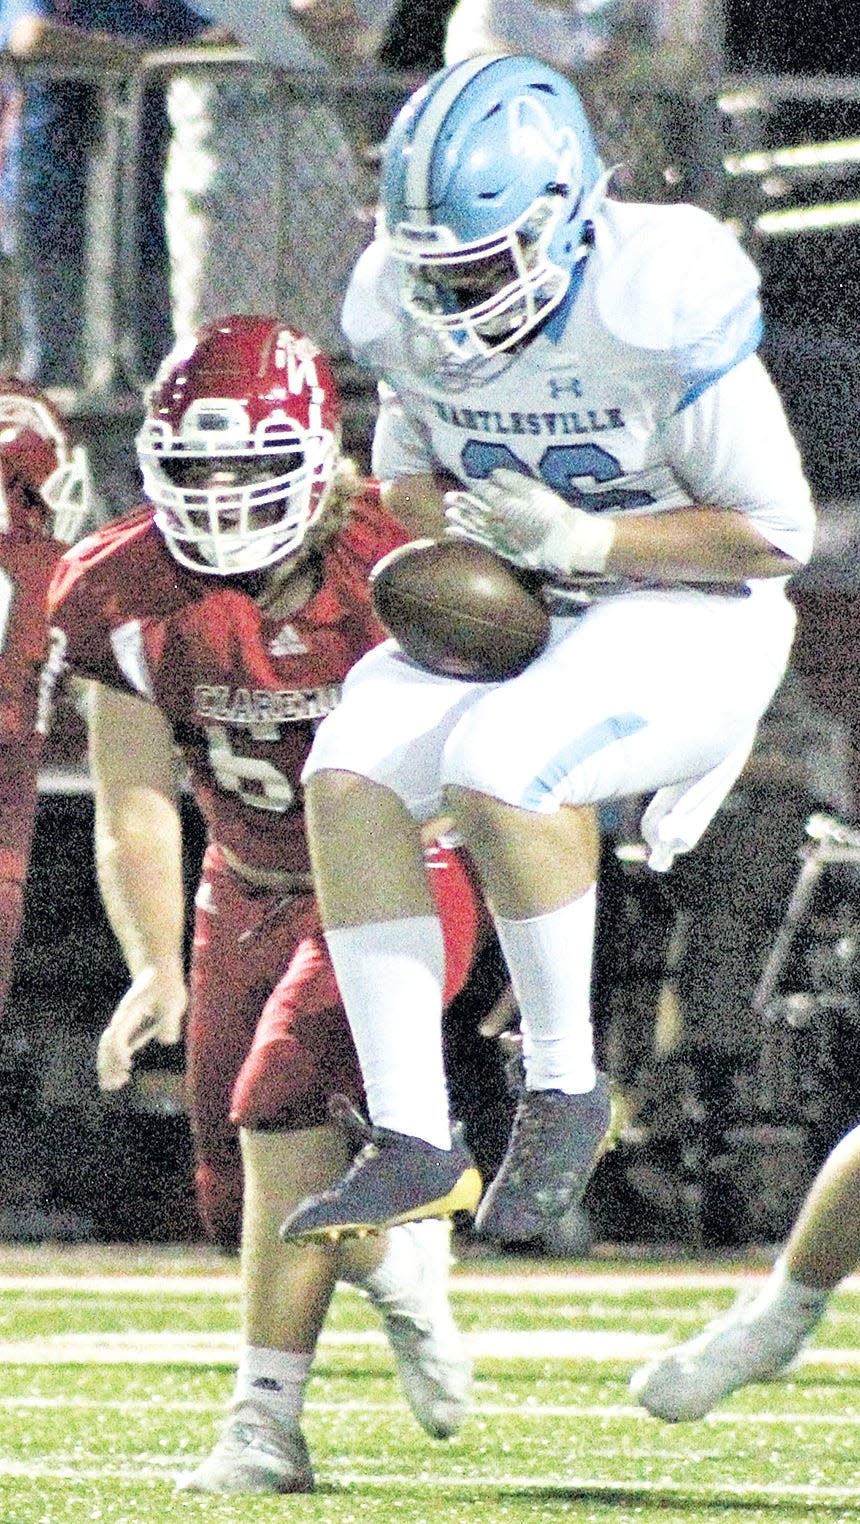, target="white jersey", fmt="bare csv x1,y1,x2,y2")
328,197,816,867
342,198,815,583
